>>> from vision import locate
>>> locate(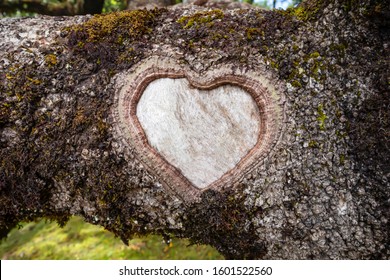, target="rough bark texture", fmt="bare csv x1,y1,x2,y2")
0,0,389,259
